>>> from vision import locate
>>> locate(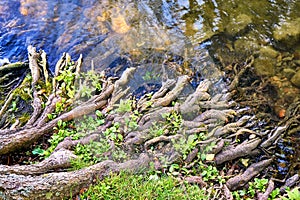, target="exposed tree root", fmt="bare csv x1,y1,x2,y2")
226,158,273,190
0,46,299,199
0,153,150,200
